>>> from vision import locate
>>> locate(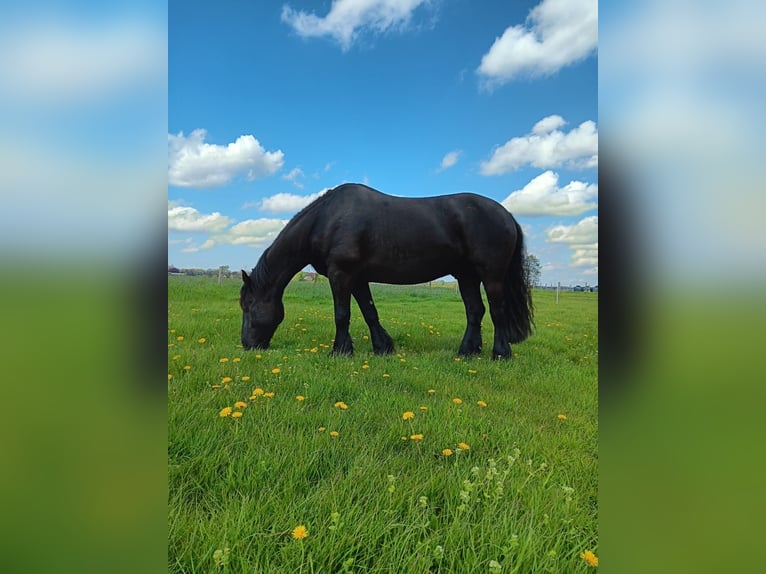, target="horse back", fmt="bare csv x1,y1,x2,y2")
308,185,518,283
